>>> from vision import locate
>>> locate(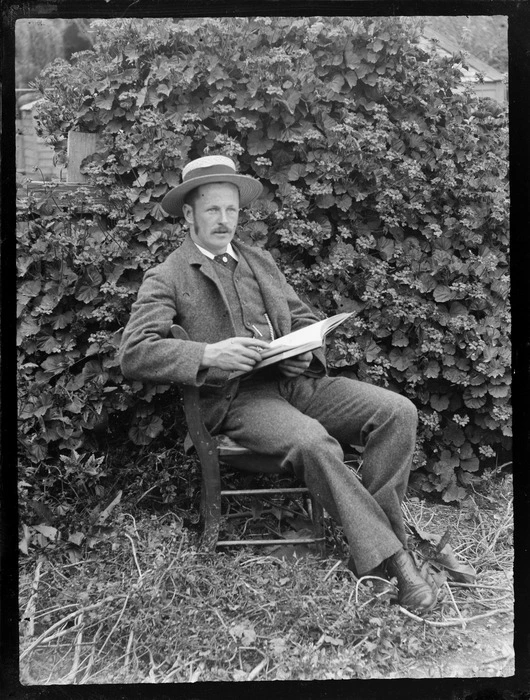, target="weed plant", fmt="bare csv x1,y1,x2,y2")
19,455,513,683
